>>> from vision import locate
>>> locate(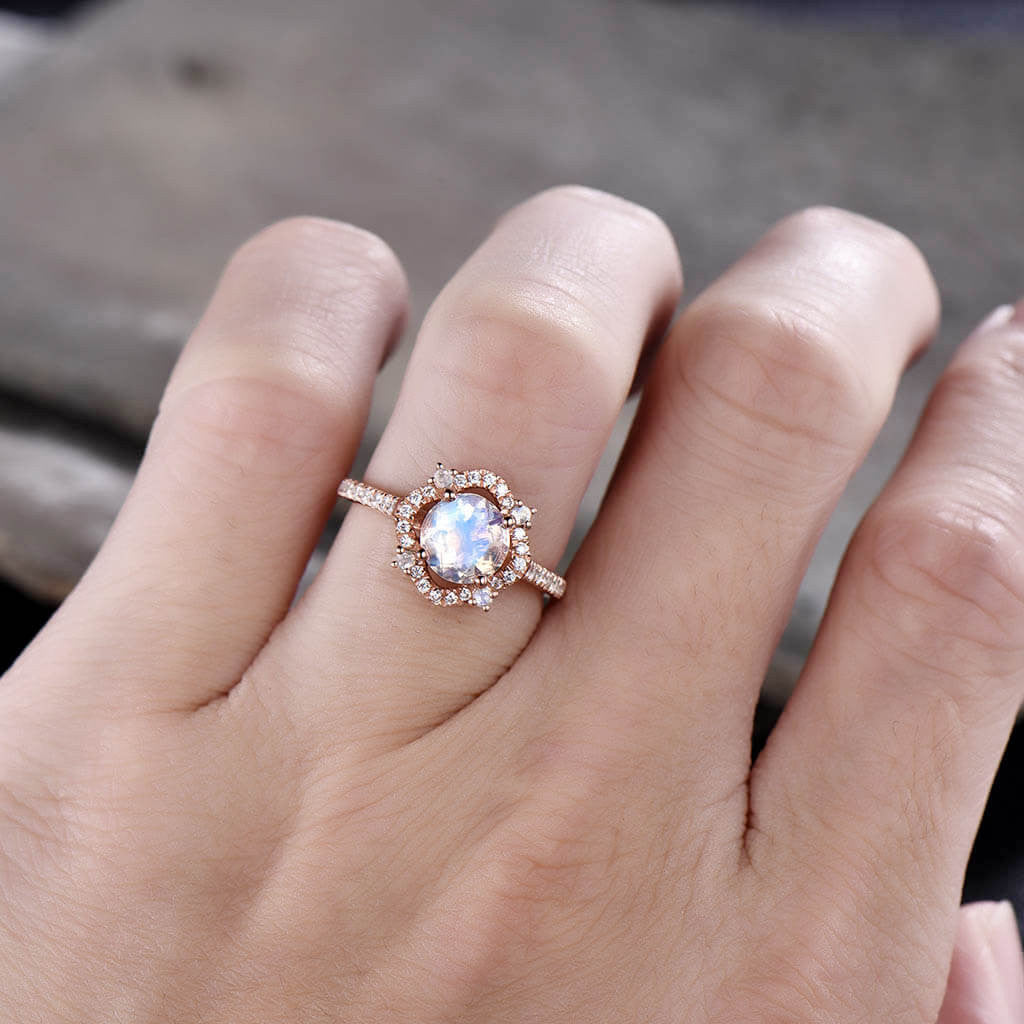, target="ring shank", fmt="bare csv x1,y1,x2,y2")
338,478,566,599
